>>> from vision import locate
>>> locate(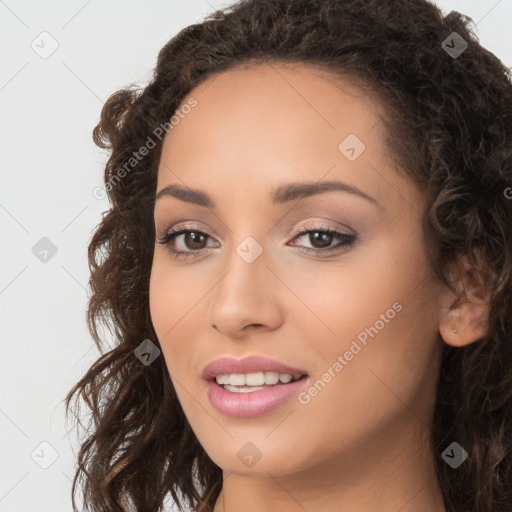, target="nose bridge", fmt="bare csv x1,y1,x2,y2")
215,232,271,307
207,229,284,335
